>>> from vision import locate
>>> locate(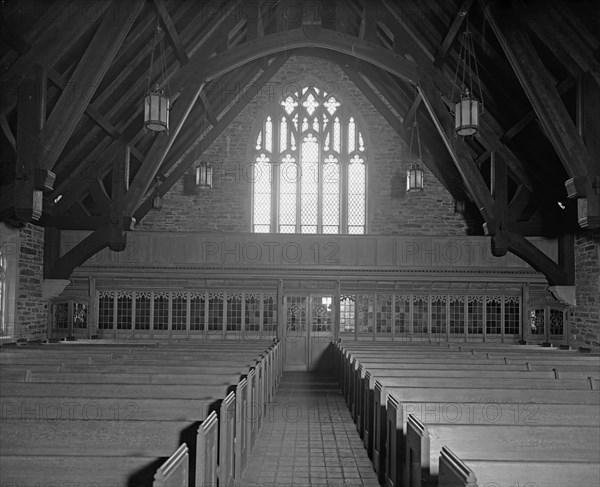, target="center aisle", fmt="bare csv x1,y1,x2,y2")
238,372,381,486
